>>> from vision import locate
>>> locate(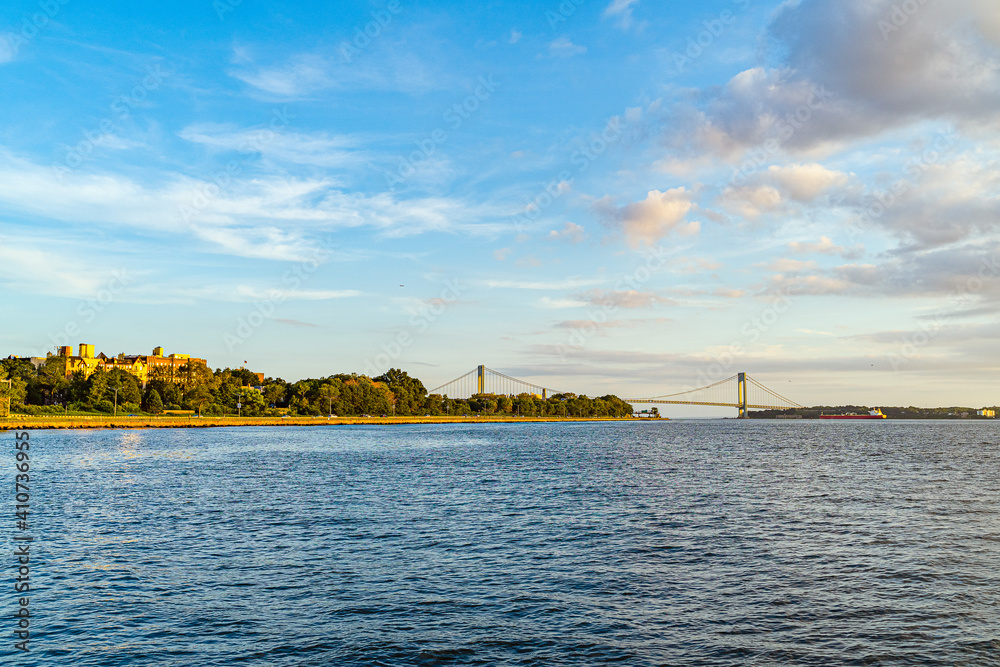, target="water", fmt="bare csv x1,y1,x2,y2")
3,421,999,665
